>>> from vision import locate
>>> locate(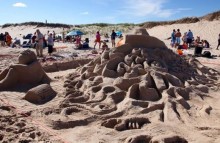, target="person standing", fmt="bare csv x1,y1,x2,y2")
111,30,117,48
94,31,101,49
217,33,220,50
0,33,4,47
36,29,44,57
62,28,65,43
5,32,12,46
171,29,176,48
47,33,54,56
186,29,193,48
53,31,56,41
31,32,37,48
182,32,187,44
175,29,182,47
